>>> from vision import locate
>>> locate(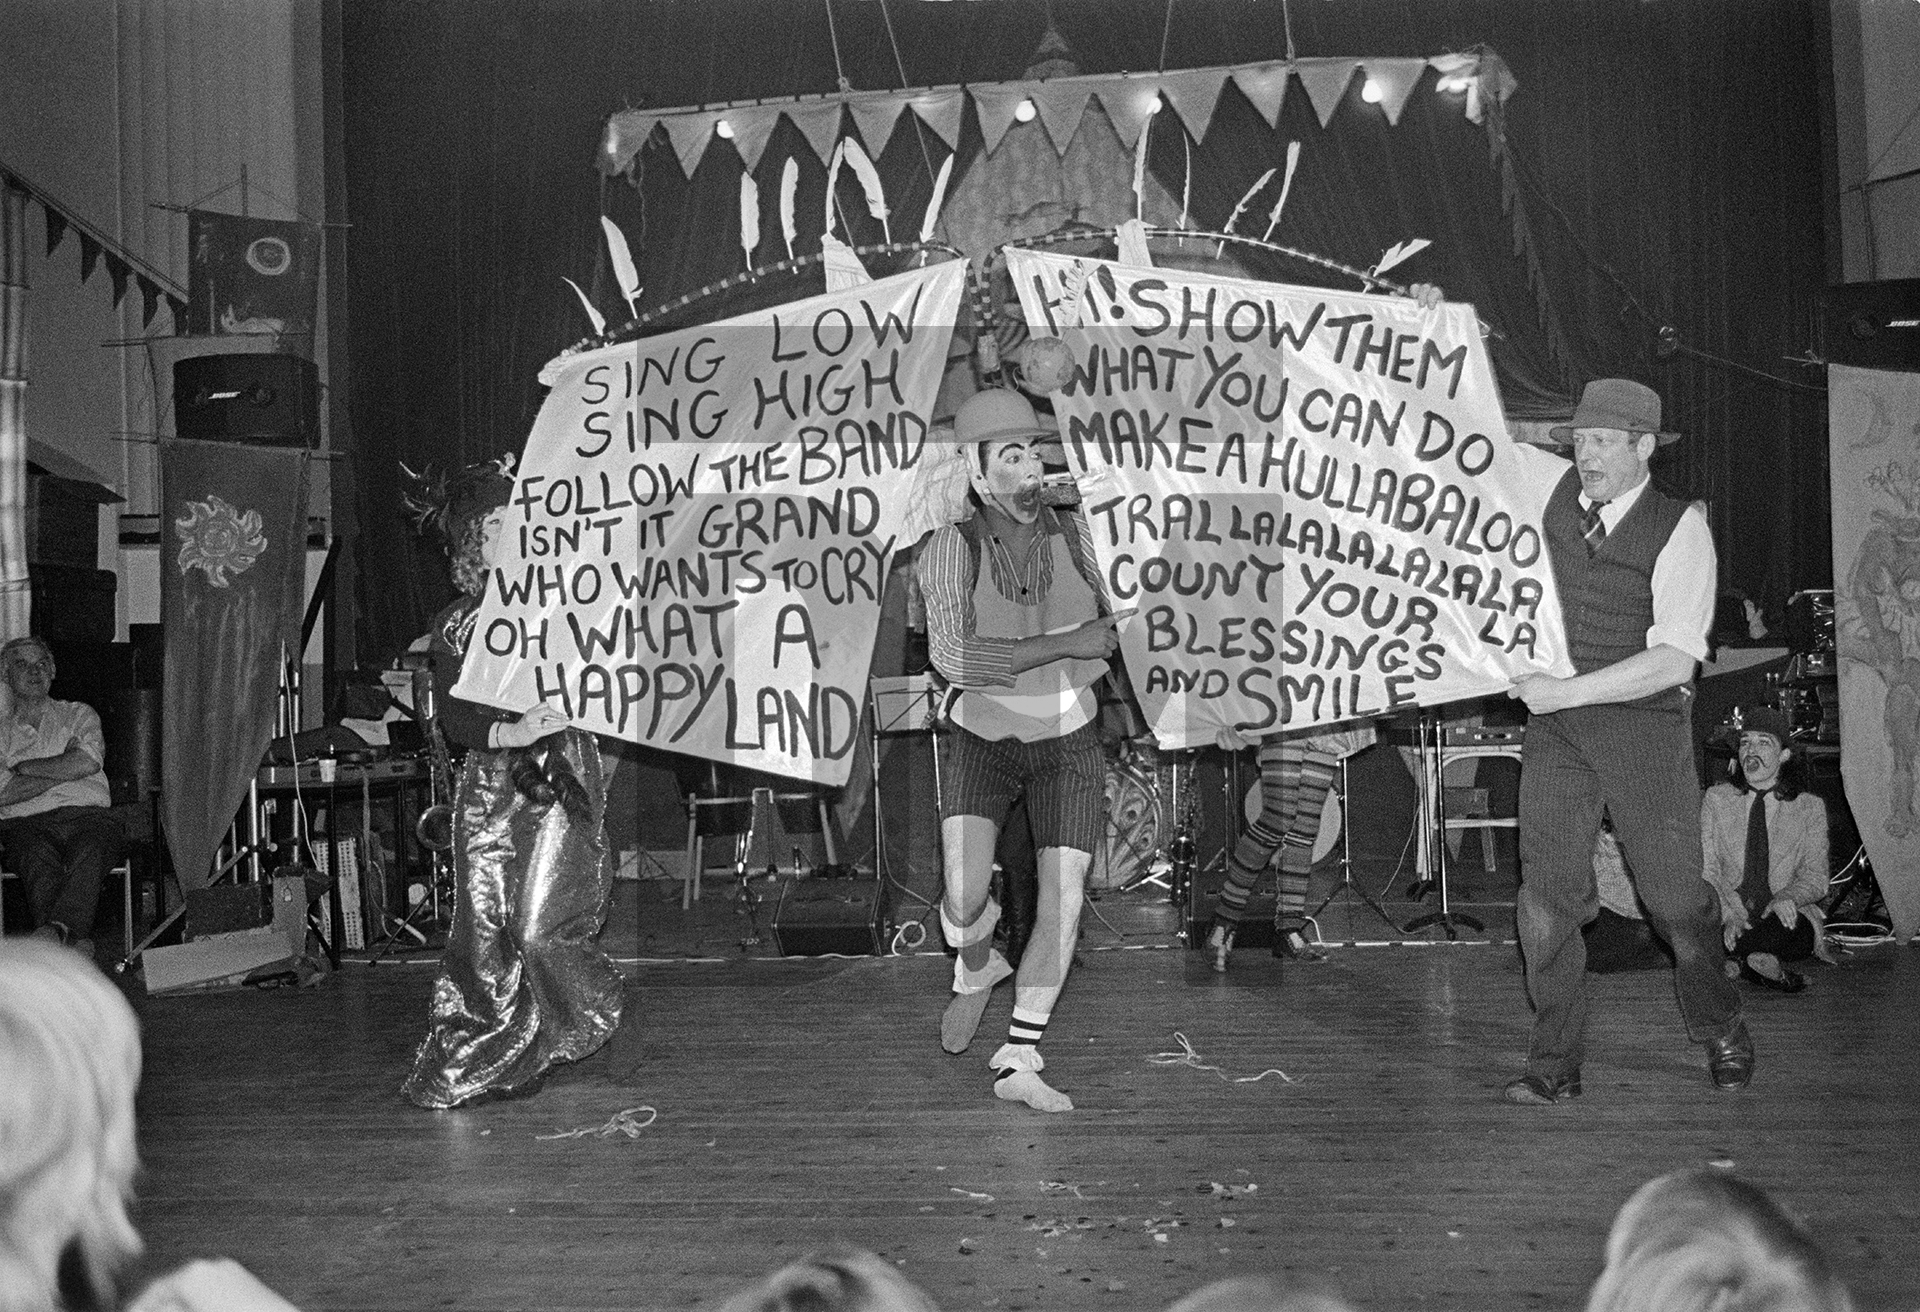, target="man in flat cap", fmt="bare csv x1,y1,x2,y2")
1506,379,1751,1102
